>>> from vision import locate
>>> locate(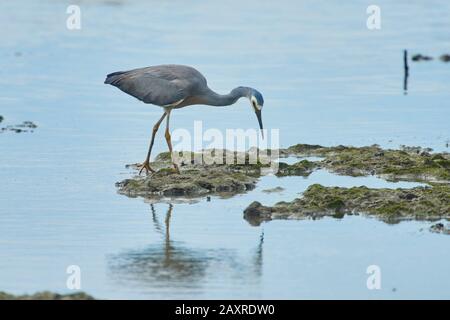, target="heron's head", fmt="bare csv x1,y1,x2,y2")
249,89,264,138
